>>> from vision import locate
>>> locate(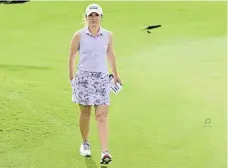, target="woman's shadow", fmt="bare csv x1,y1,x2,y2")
85,157,108,168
